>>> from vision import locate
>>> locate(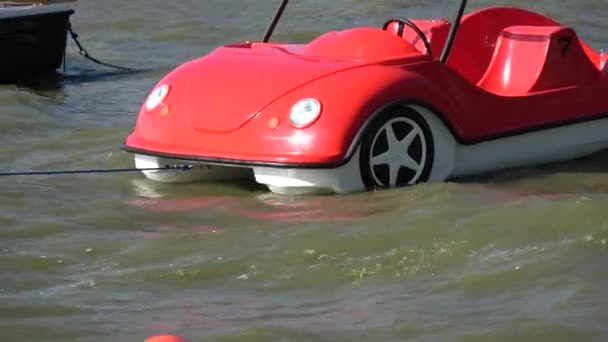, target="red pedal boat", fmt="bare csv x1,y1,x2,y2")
122,0,608,195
